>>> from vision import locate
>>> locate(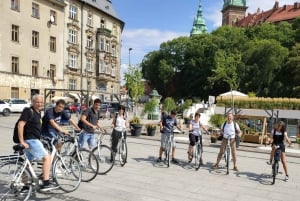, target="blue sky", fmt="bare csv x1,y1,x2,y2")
112,0,296,80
